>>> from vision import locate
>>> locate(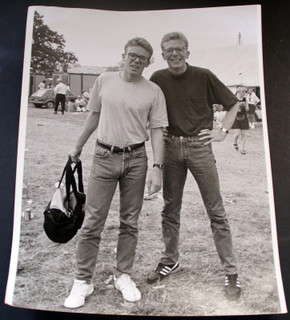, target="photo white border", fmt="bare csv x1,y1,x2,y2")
5,4,287,314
